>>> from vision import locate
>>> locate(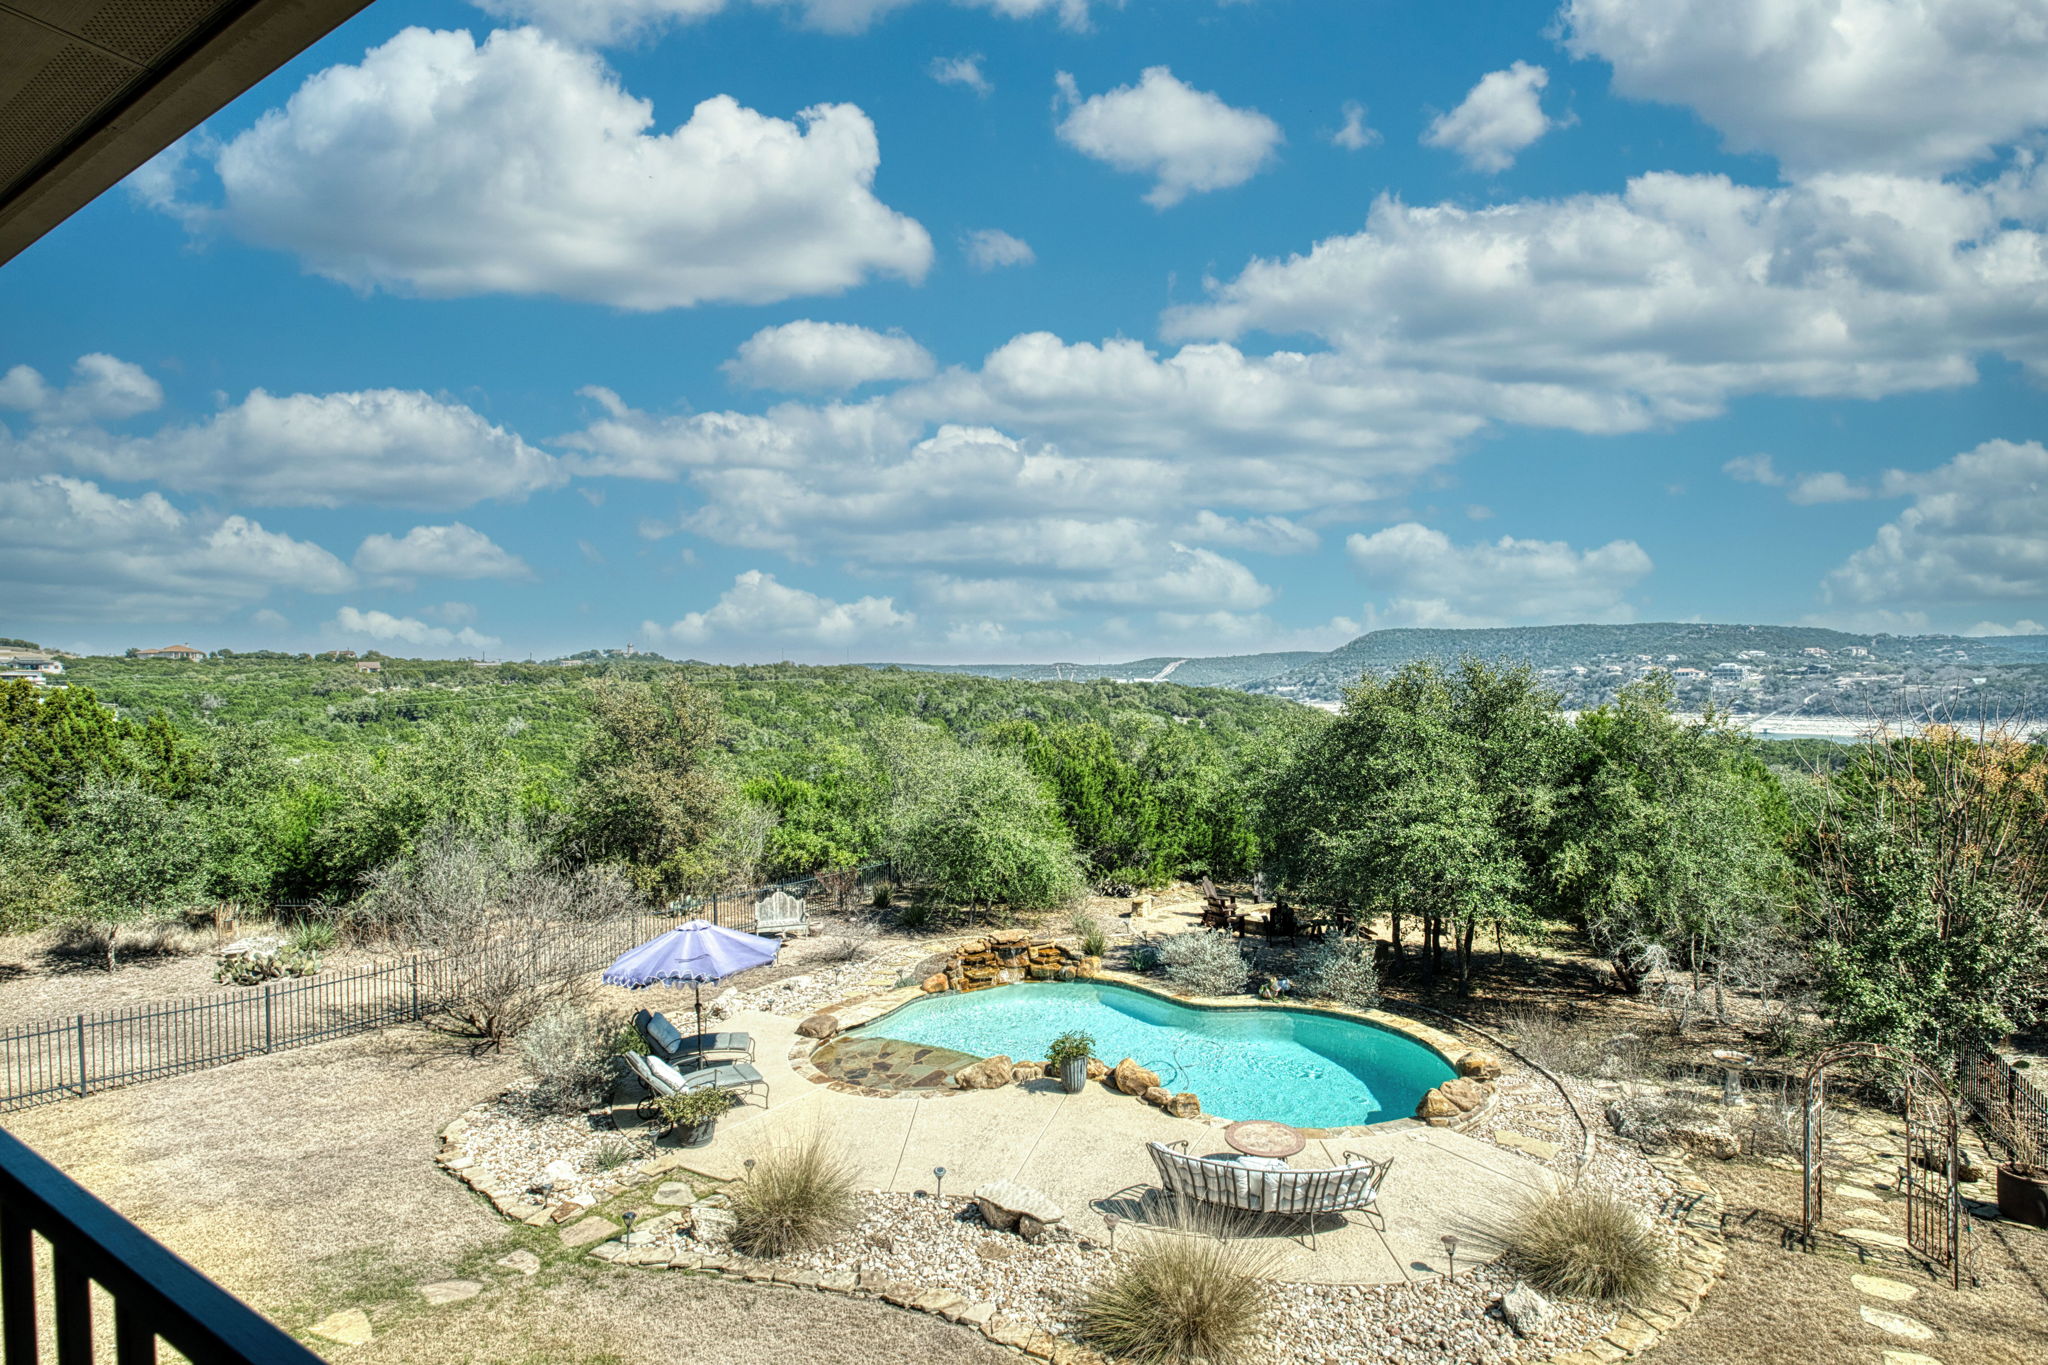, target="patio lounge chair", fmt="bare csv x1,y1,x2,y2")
1146,1140,1391,1248
622,1049,769,1119
633,1009,755,1065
